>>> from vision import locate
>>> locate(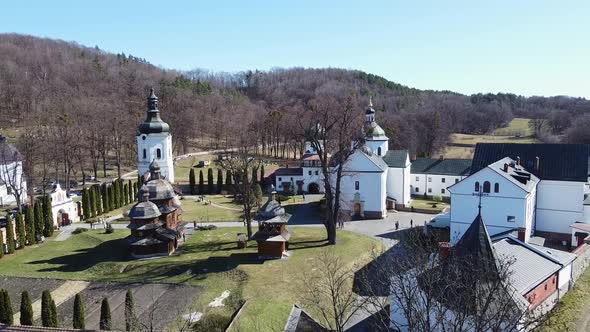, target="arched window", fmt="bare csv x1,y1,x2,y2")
483,181,491,193
377,147,382,156
142,149,147,159
157,148,162,159
494,183,500,193
474,181,480,192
